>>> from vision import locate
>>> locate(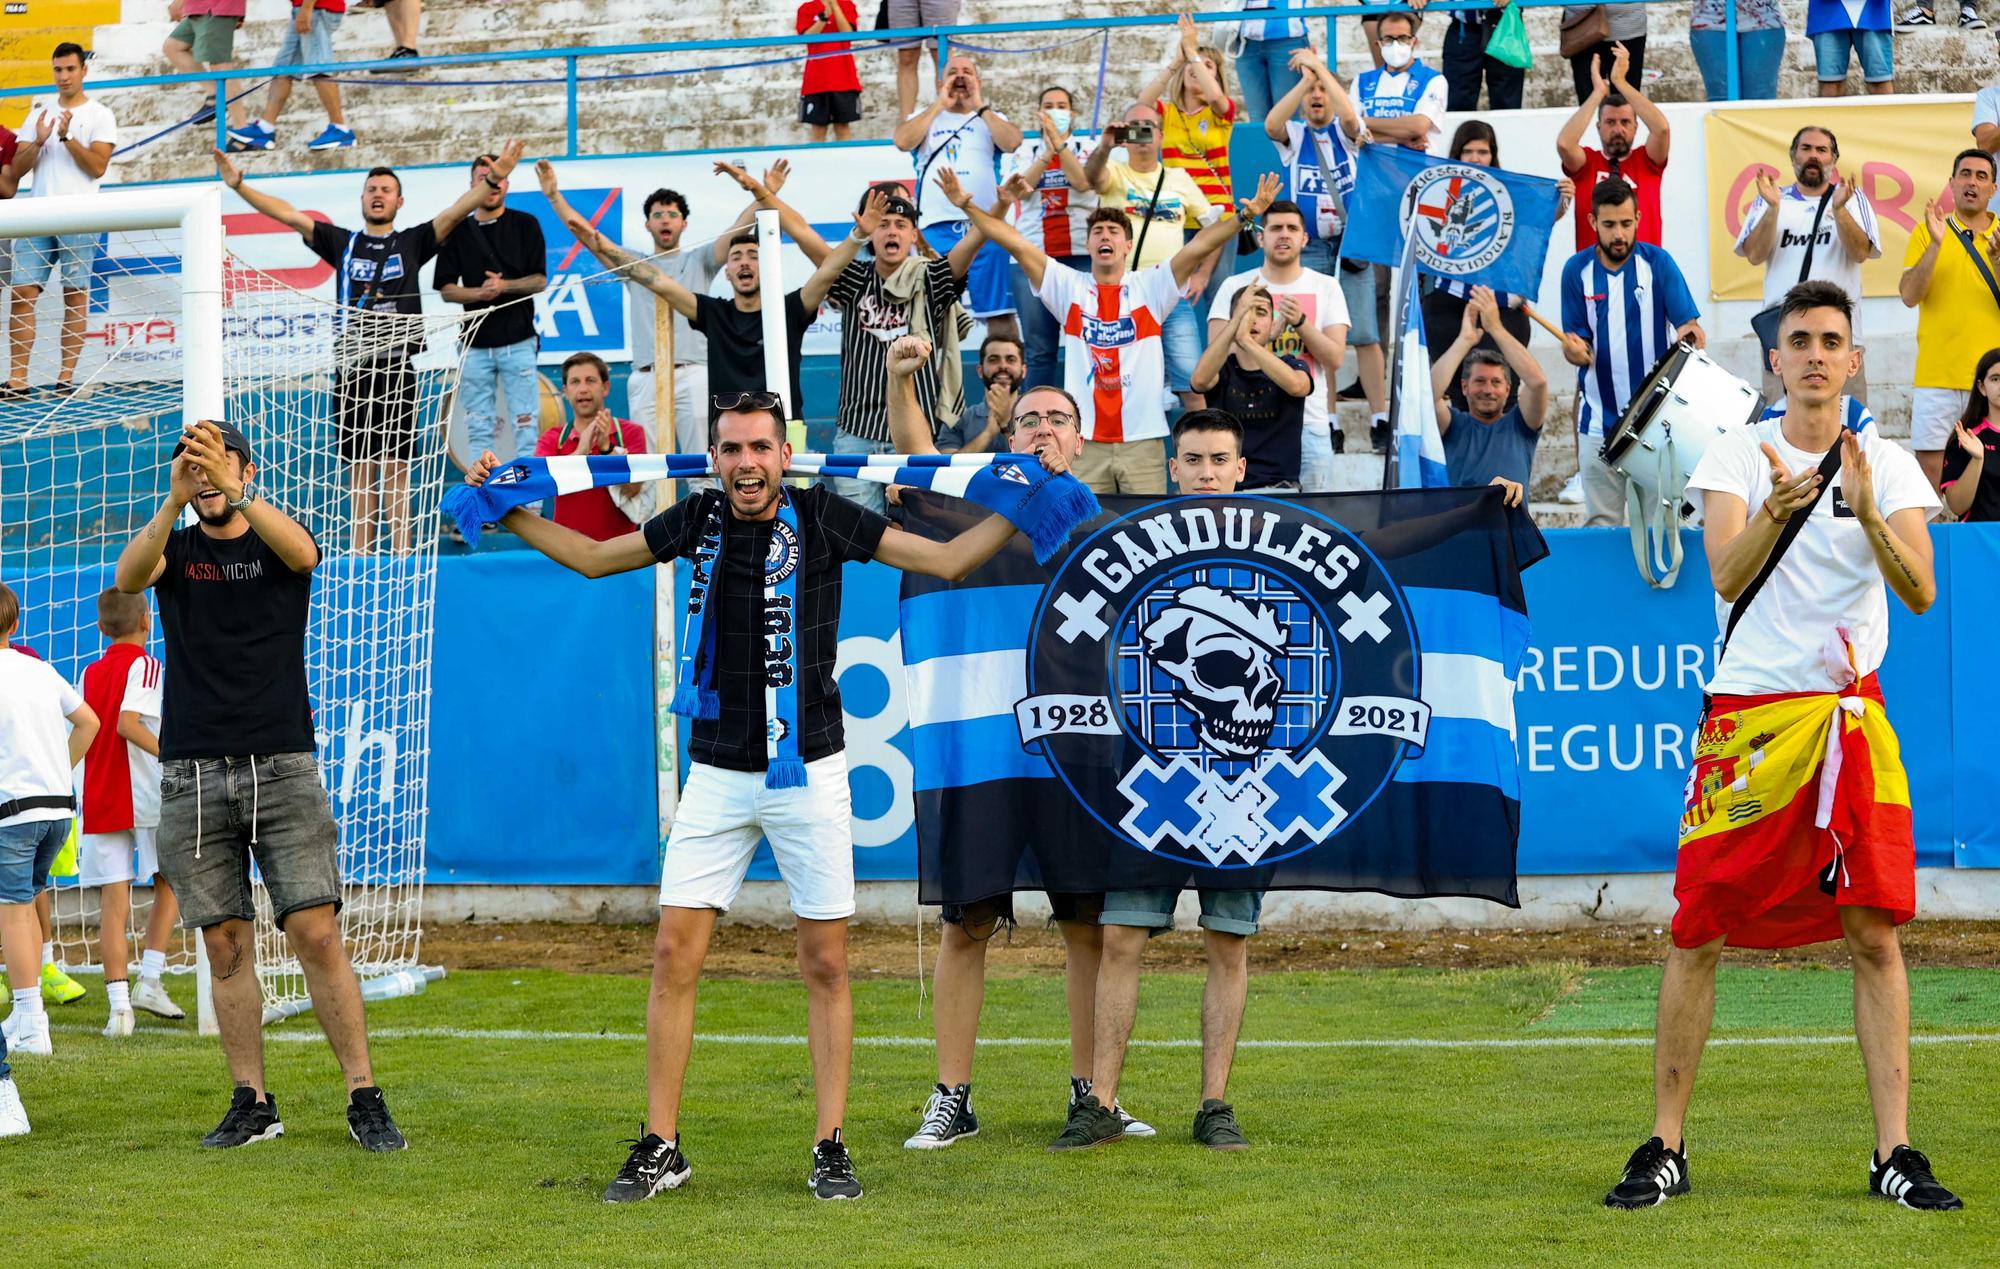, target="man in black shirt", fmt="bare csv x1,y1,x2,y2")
112,419,406,1154
463,398,1023,1203
434,151,547,468
214,141,525,554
